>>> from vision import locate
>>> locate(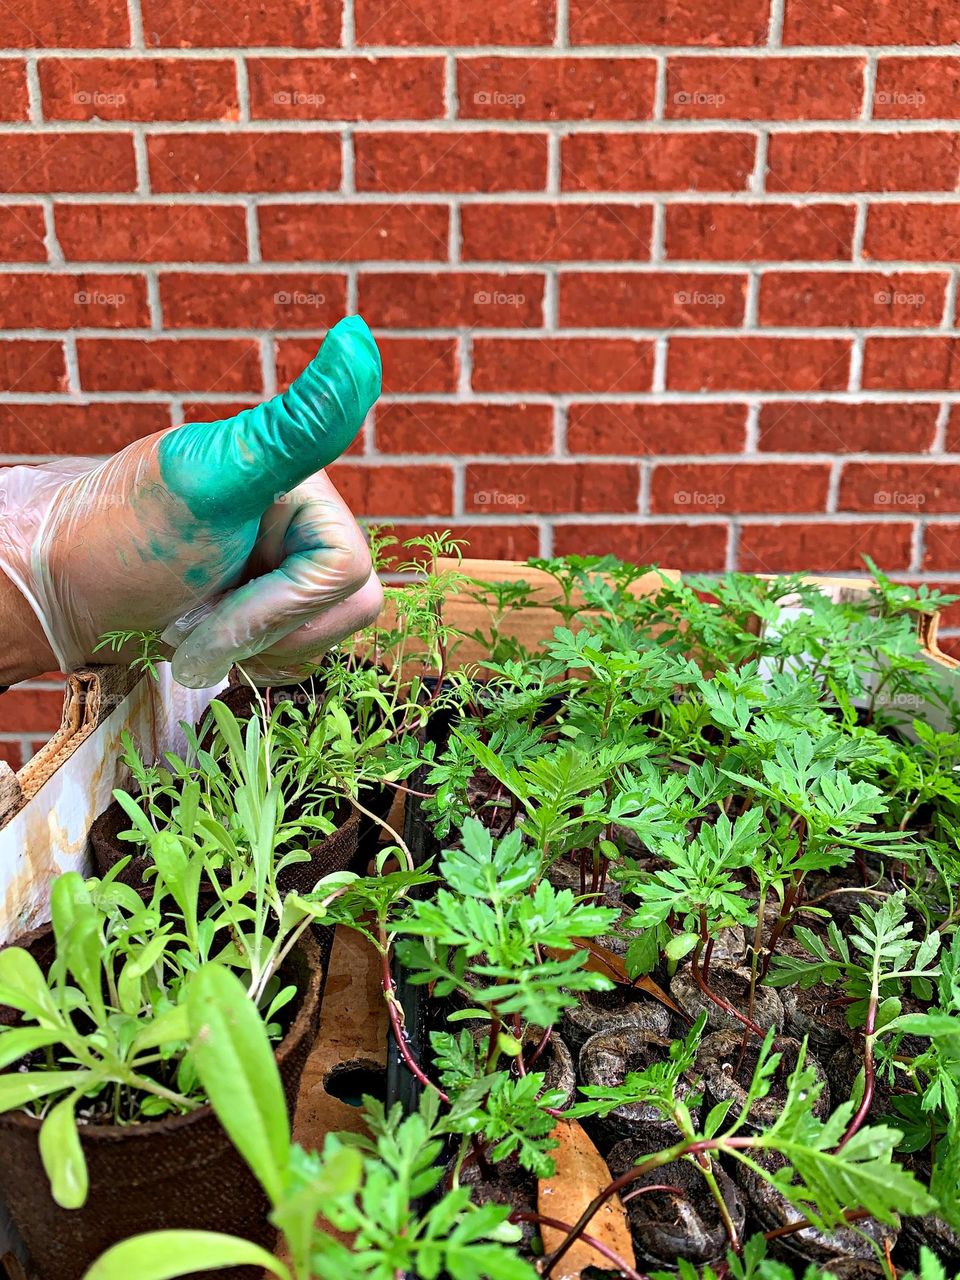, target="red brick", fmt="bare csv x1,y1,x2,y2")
668,337,851,392
783,0,960,45
839,464,960,514
56,204,248,263
259,203,448,262
248,57,444,121
651,463,830,514
0,342,66,393
759,402,939,453
759,271,946,327
77,339,262,394
358,272,543,328
570,0,769,45
375,402,553,454
862,338,960,391
260,204,448,262
0,60,28,122
567,402,746,454
460,202,652,262
465,463,638,514
0,274,148,329
554,521,729,570
181,401,257,422
160,273,346,329
277,335,459,394
0,0,128,46
148,133,340,194
458,56,656,121
0,135,135,194
559,271,746,327
739,522,914,573
356,132,548,194
377,337,459,393
874,58,960,120
0,689,66,734
0,742,22,770
667,57,864,121
946,408,960,452
473,338,653,392
937,634,960,660
686,213,854,274
0,207,47,263
865,205,960,262
140,0,340,46
39,58,238,122
562,132,754,192
356,0,554,45
379,522,541,564
0,404,169,454
923,525,960,571
332,463,453,516
665,203,855,261
768,133,960,194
